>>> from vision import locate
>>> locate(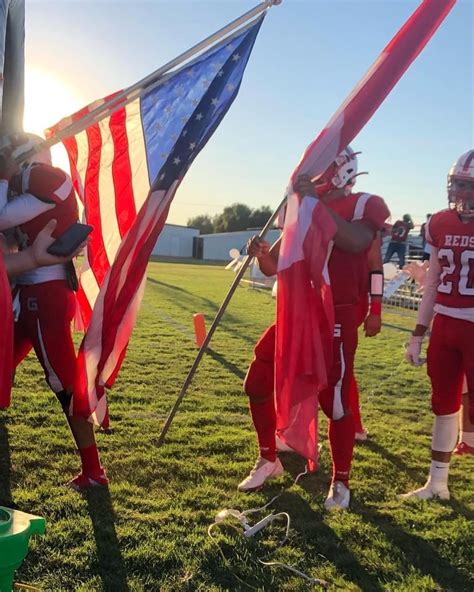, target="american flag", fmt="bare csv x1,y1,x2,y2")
47,17,264,427
274,0,455,463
